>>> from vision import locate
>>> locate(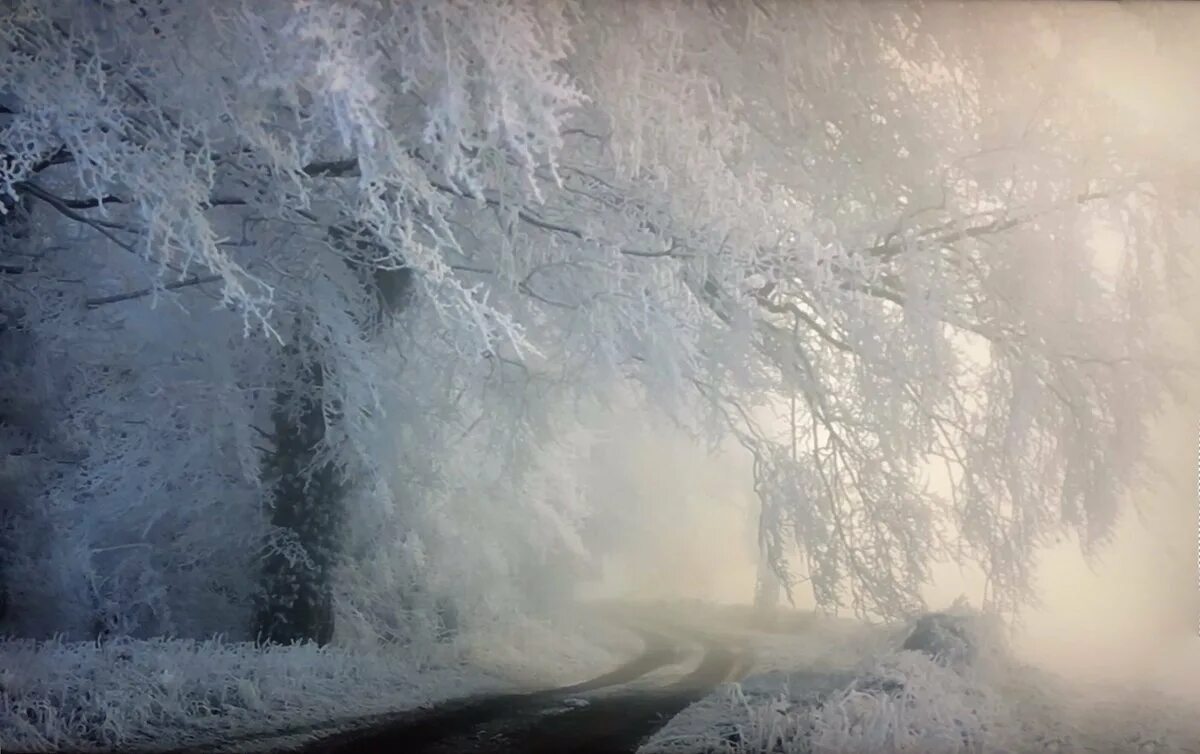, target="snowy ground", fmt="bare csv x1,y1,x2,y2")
0,610,640,753
639,604,1200,754
0,637,501,752
9,601,1196,753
